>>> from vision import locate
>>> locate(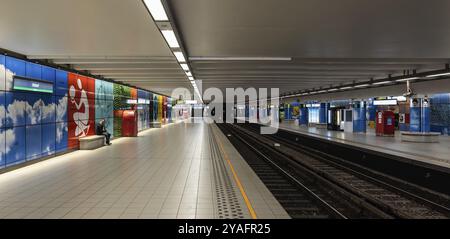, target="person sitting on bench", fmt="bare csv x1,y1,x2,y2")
96,119,111,145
